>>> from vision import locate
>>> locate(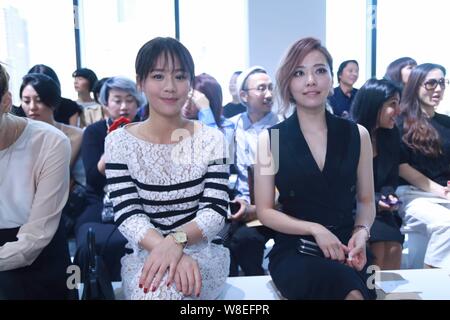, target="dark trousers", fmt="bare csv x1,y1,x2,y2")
0,222,73,300
73,194,103,234
74,222,129,281
225,222,273,276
